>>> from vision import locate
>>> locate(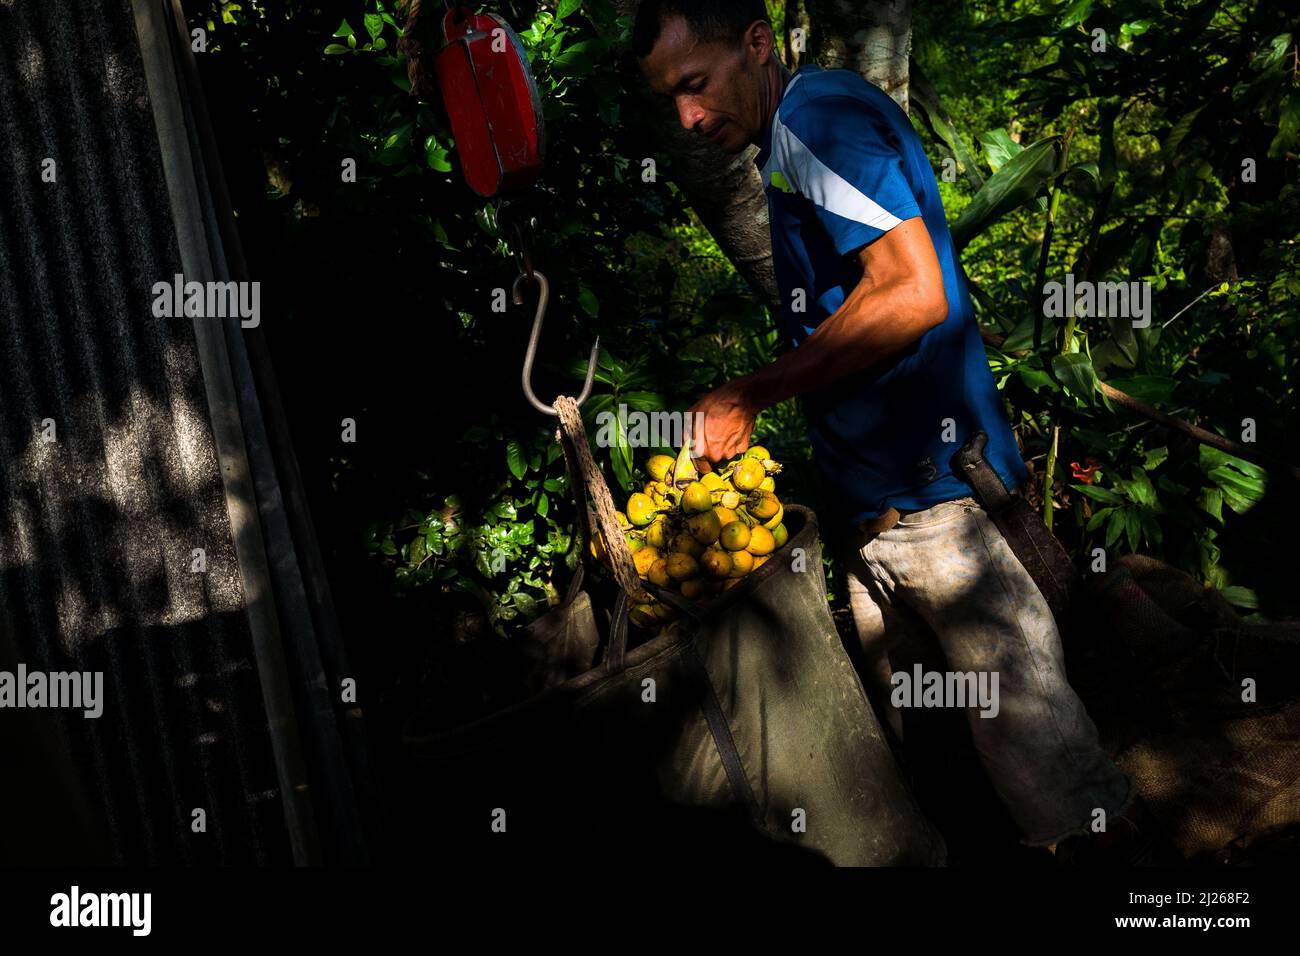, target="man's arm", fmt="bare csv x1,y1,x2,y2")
689,216,948,462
